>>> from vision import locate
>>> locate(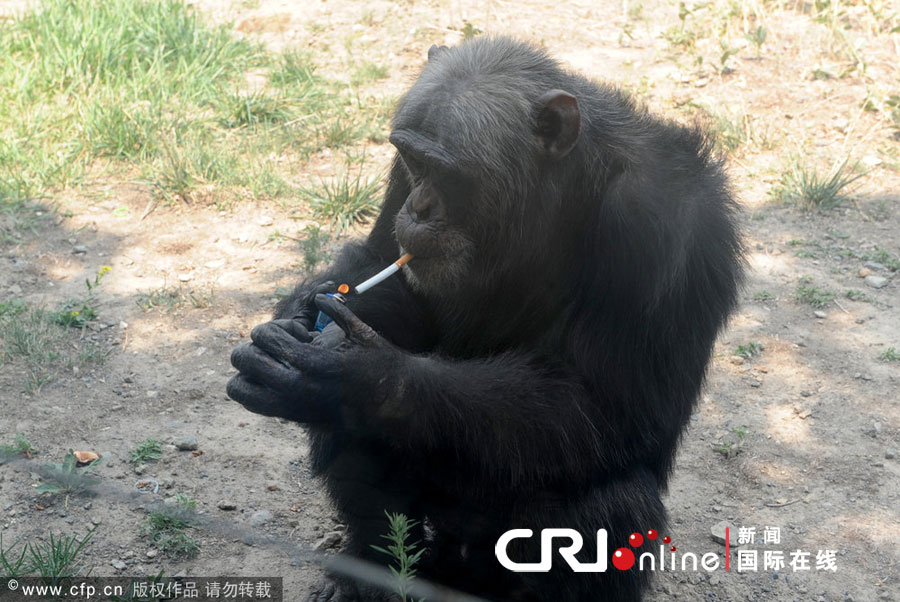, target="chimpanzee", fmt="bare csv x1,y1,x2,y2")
227,37,743,601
